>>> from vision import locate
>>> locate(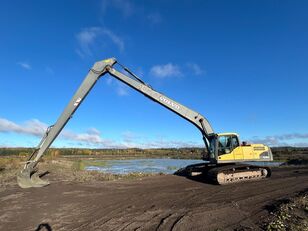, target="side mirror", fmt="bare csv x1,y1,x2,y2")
242,141,247,146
